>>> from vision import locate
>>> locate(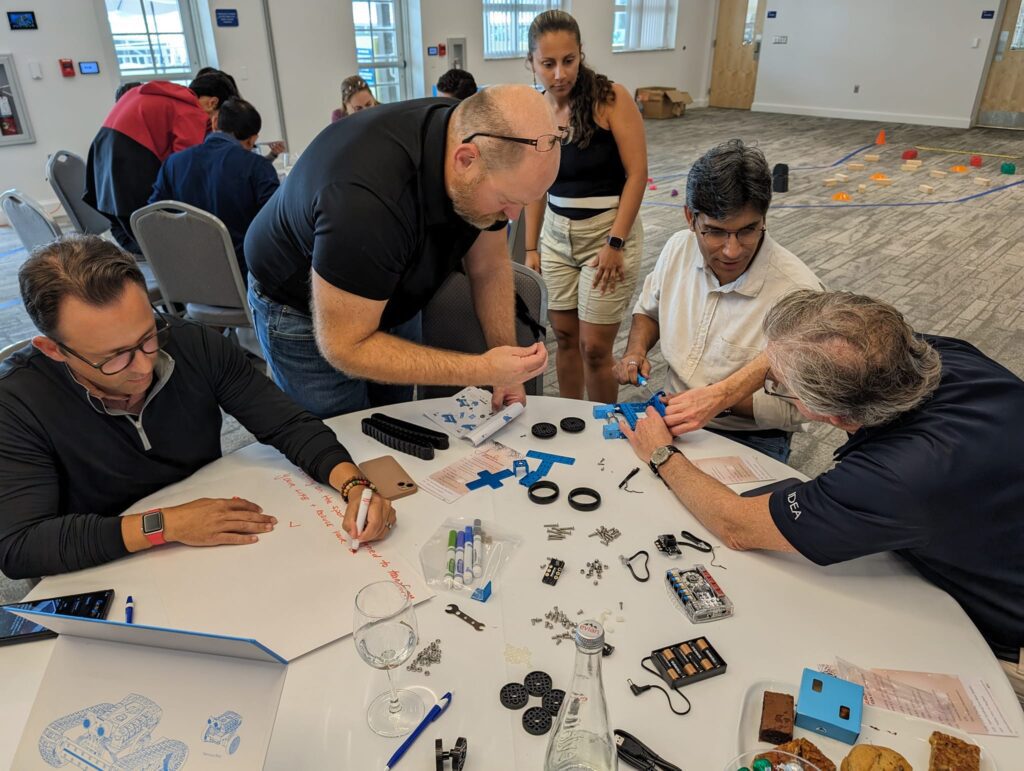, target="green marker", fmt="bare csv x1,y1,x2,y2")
444,529,457,589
